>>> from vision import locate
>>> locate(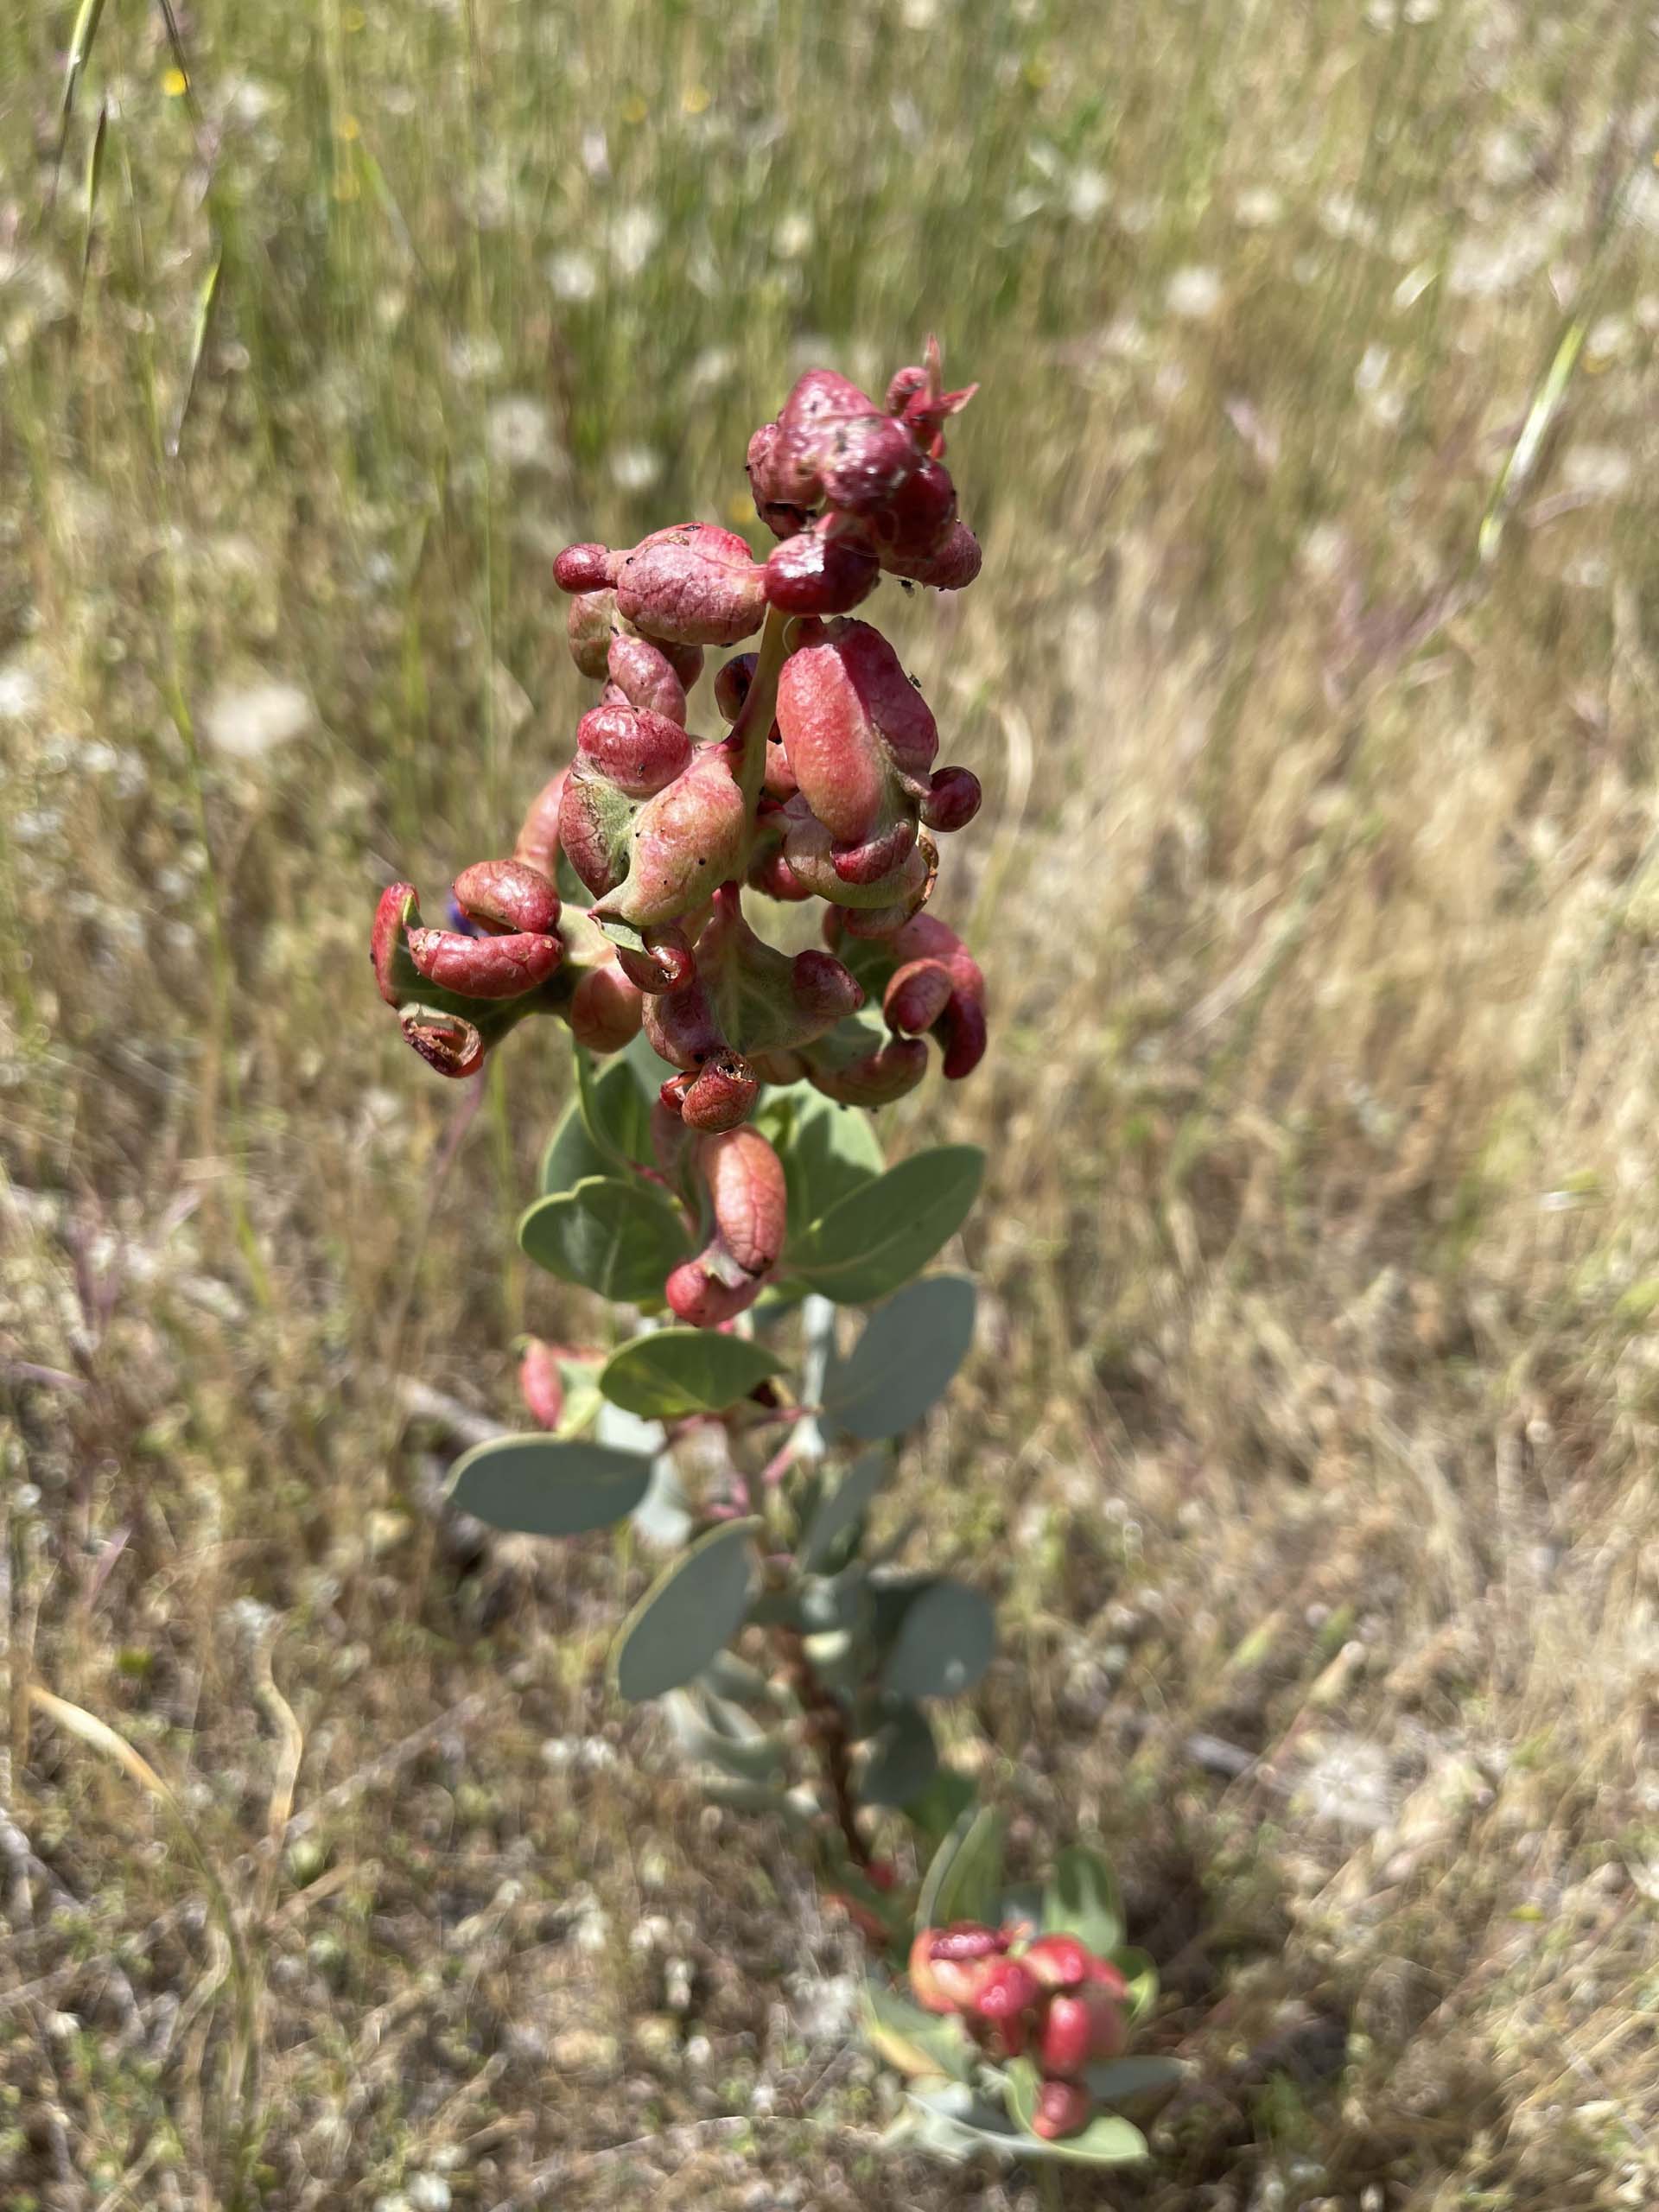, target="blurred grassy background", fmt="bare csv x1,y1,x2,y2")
3,0,1659,2205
